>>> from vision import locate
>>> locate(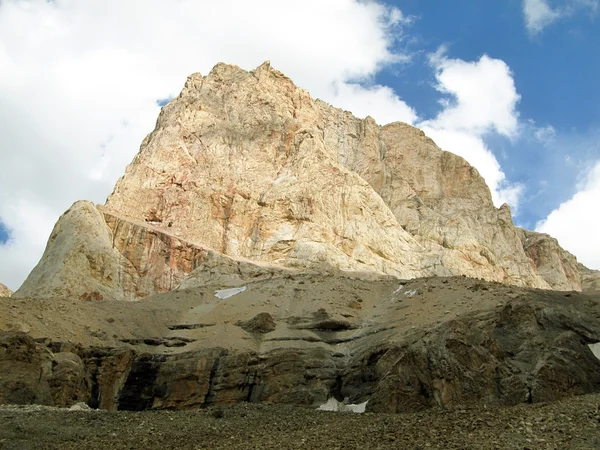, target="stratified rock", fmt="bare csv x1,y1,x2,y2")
365,301,600,412
0,332,88,407
3,276,600,412
15,201,294,301
0,283,11,297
